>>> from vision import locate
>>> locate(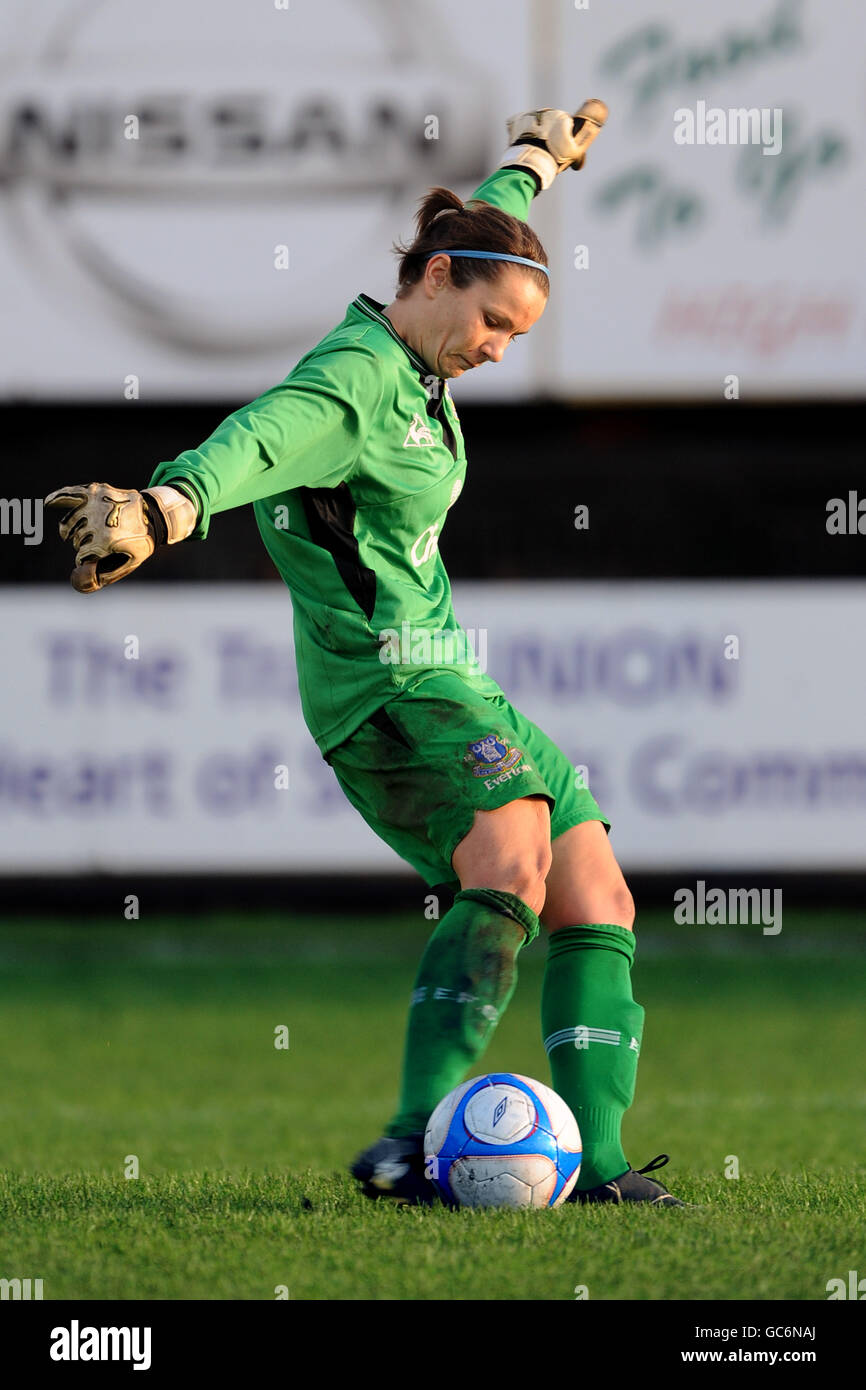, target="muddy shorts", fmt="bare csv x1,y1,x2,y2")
326,671,609,889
